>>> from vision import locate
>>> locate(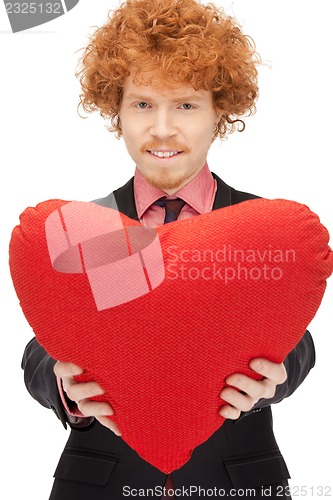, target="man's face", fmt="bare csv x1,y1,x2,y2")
118,71,222,195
